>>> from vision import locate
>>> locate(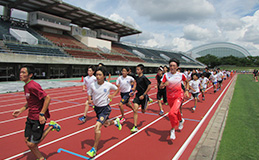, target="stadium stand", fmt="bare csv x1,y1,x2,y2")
5,42,68,57
100,53,128,61
64,49,104,59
